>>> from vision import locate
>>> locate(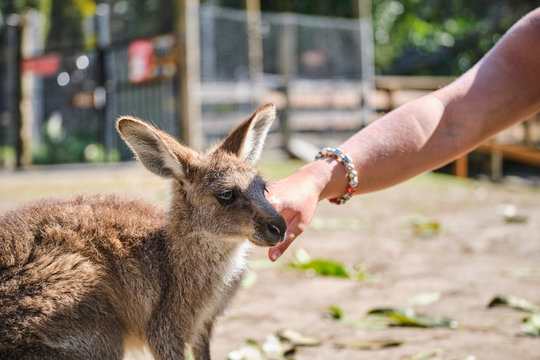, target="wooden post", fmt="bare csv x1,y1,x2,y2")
357,0,375,126
246,0,263,107
277,14,296,157
177,0,203,150
6,15,24,169
454,155,468,178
